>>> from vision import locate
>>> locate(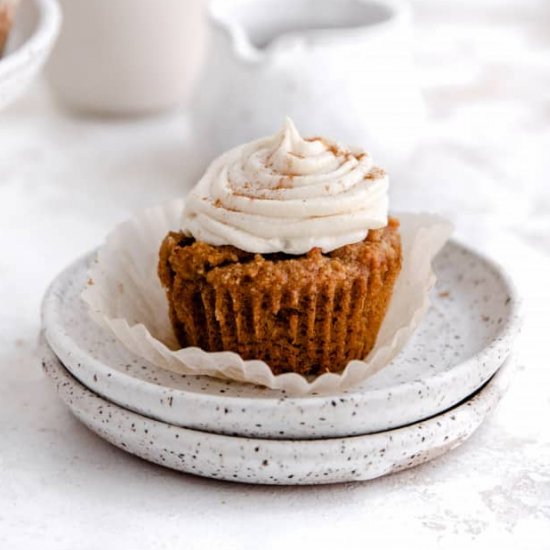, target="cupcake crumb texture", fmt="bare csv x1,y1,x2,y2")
159,219,401,376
